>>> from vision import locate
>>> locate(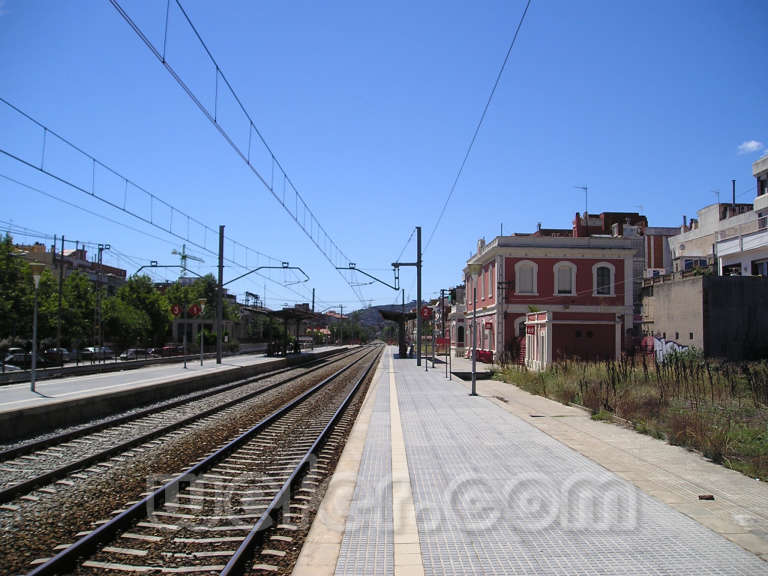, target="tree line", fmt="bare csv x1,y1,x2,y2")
0,235,235,353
